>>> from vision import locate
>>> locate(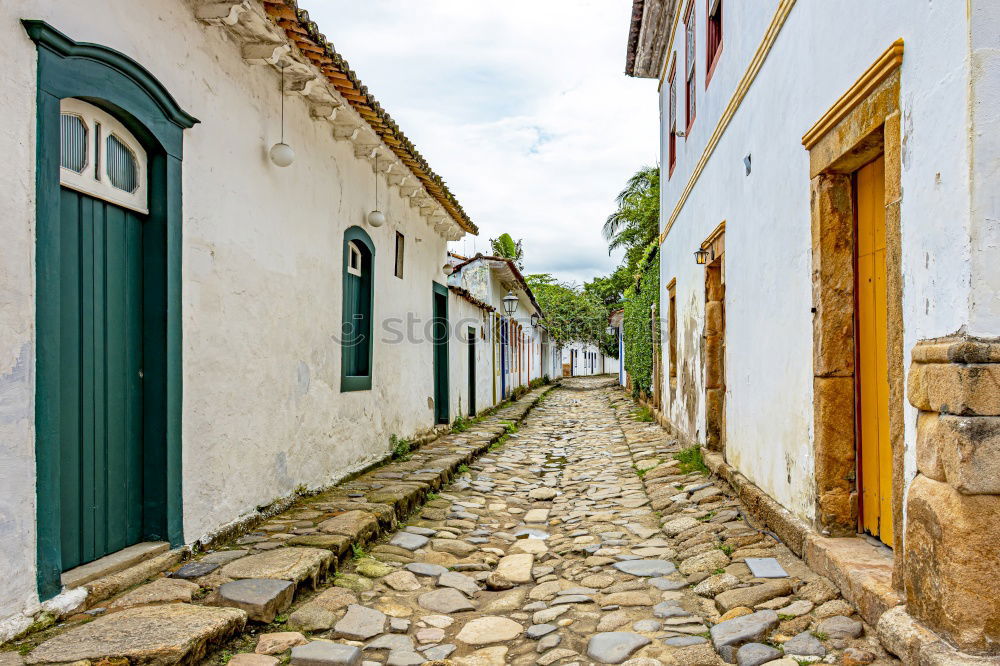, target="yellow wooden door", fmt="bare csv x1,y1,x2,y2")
856,155,893,547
